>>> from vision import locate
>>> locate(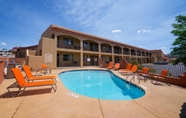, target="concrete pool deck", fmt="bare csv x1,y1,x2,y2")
0,67,186,118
